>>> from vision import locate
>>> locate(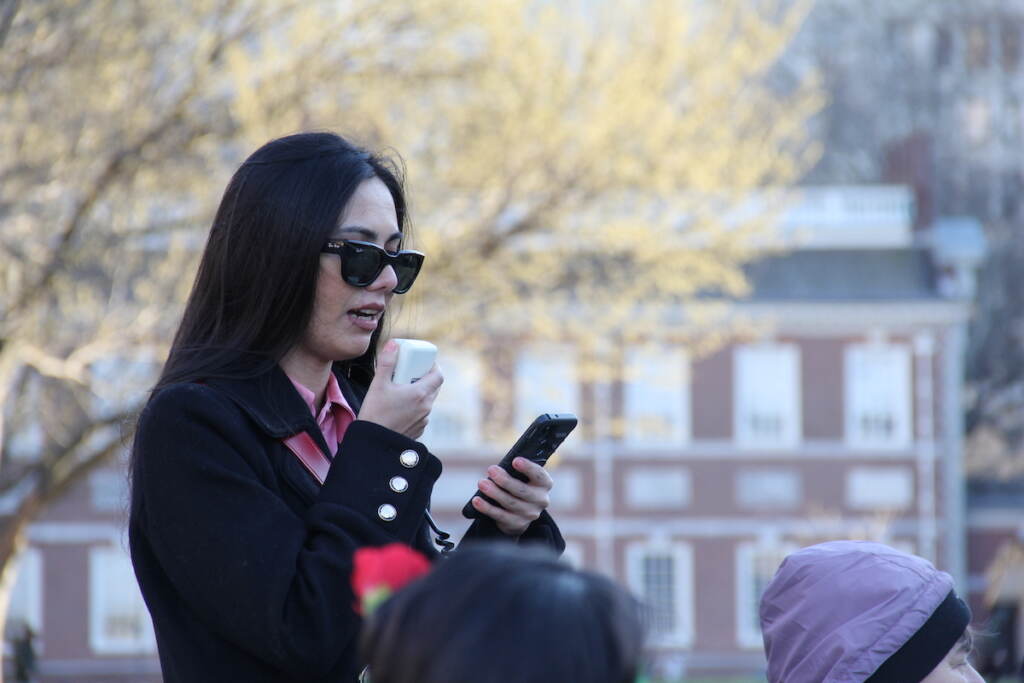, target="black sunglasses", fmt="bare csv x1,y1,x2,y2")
320,240,424,294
